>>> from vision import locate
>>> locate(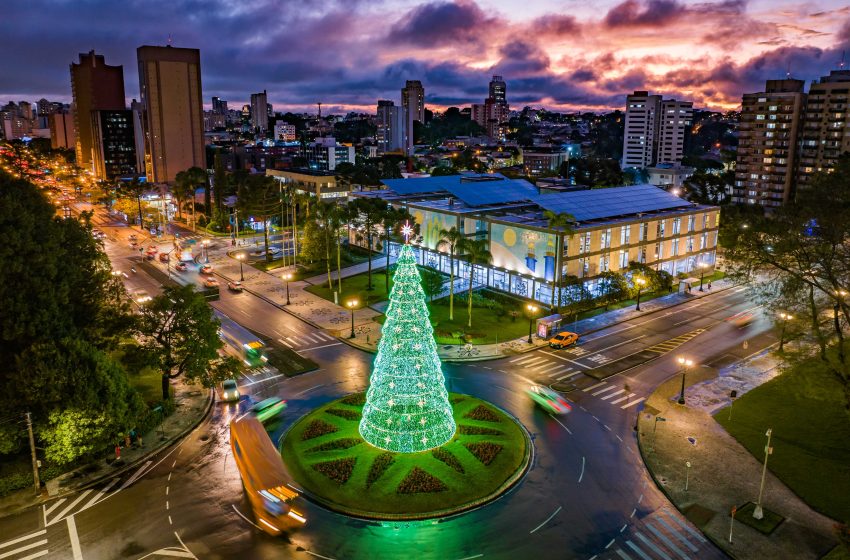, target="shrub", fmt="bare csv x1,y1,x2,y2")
464,405,501,423
301,419,339,441
311,458,356,484
431,448,464,473
366,452,395,488
457,425,503,436
325,408,360,421
396,467,448,494
307,438,362,453
340,393,366,406
465,442,503,466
